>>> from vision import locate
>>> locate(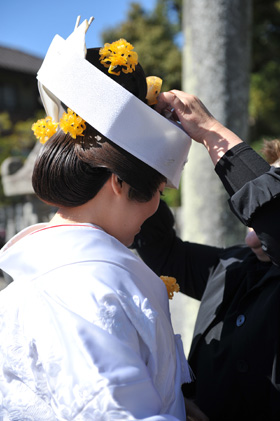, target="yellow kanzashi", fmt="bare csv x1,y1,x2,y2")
160,276,180,300
31,117,58,144
59,108,86,139
32,109,86,143
99,39,138,76
146,76,163,106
